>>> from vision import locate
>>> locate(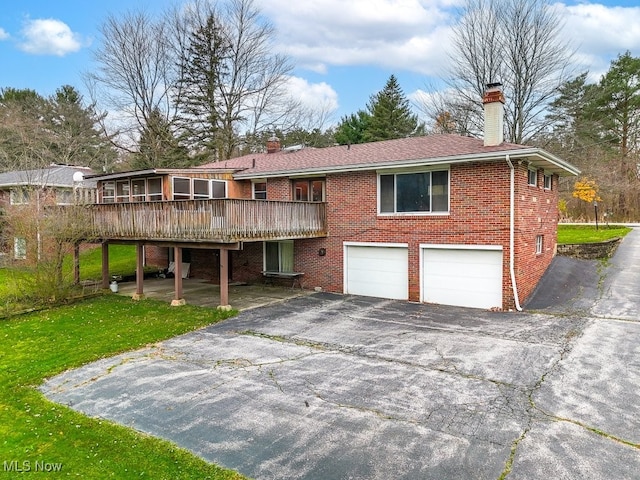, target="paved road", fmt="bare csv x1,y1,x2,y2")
41,230,640,479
